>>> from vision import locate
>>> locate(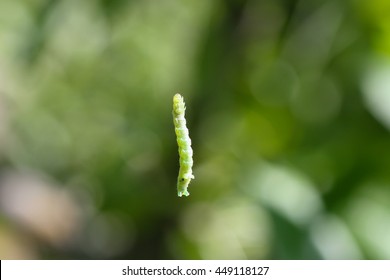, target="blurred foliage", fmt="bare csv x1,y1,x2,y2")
1,0,390,260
